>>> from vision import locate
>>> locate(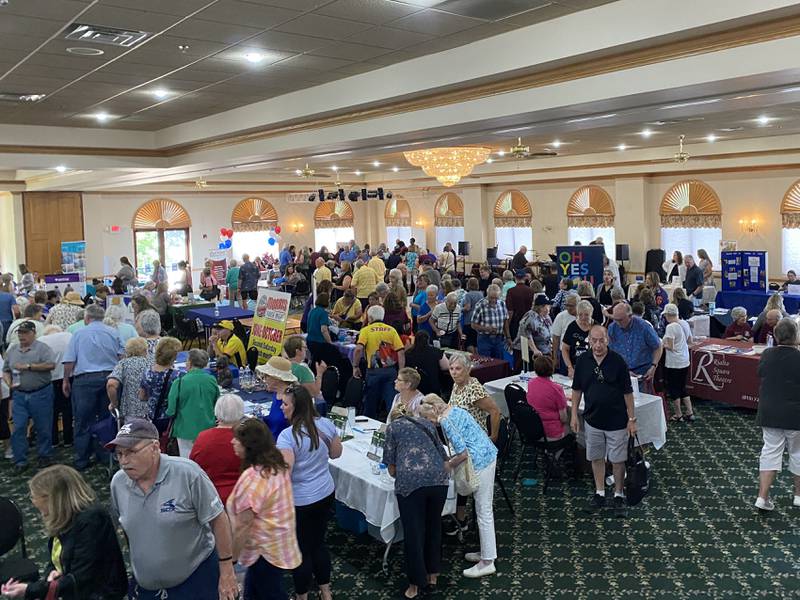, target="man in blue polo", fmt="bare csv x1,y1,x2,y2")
279,244,294,275
608,302,663,392
62,304,124,470
339,241,358,265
